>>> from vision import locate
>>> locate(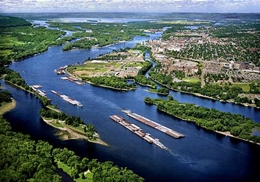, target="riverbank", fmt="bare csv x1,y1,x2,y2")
144,100,260,145
85,80,137,91
150,77,260,109
42,117,108,146
0,98,16,115
154,103,260,146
